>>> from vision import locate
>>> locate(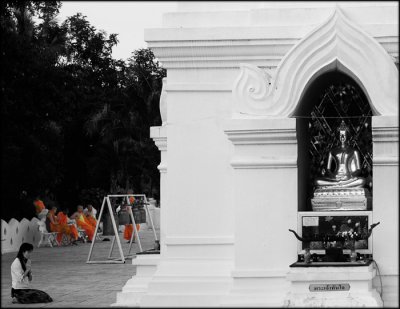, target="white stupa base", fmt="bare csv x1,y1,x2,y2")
285,290,383,307
220,274,289,307
284,264,383,307
112,254,160,307
138,258,234,307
